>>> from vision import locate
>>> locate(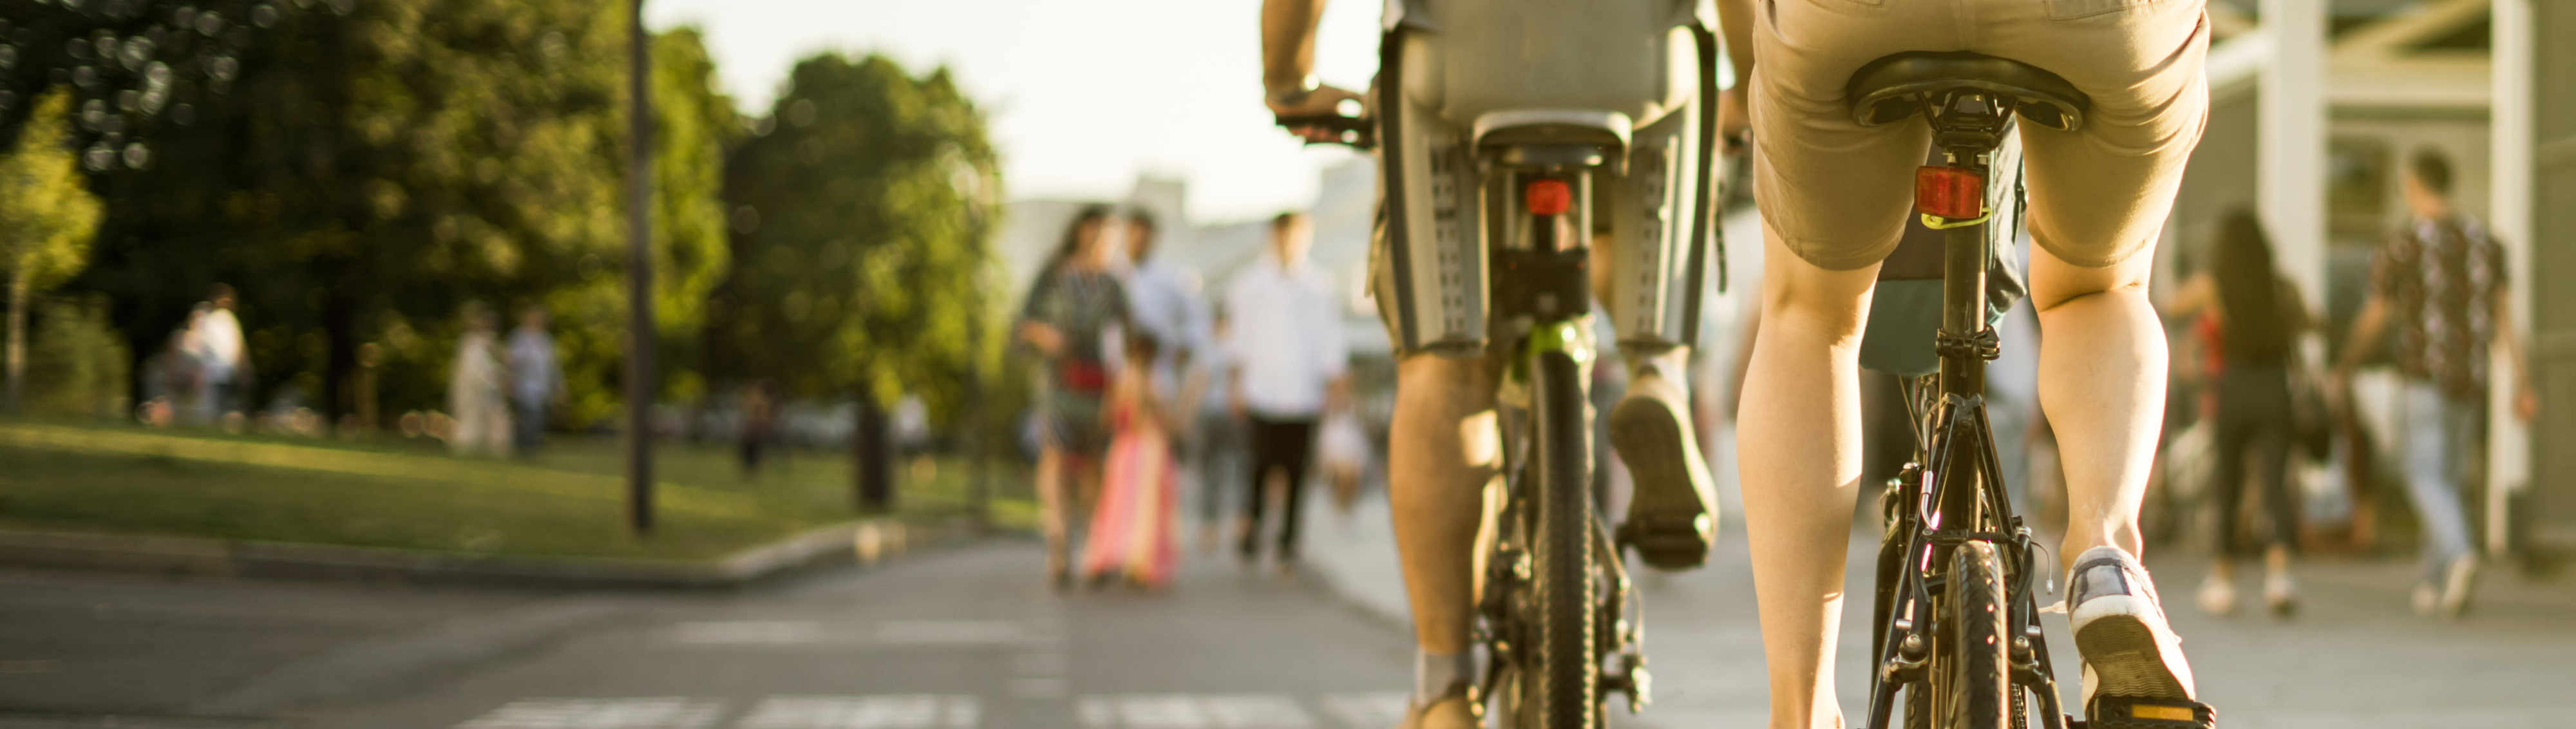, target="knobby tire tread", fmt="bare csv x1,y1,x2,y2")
1528,352,1600,729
